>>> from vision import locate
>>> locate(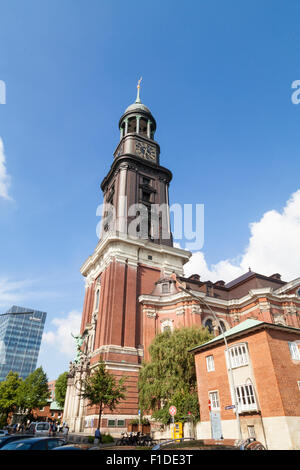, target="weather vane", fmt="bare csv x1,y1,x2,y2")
136,76,142,103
